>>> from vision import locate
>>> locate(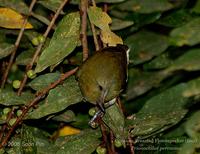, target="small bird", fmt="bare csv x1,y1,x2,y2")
76,44,129,118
